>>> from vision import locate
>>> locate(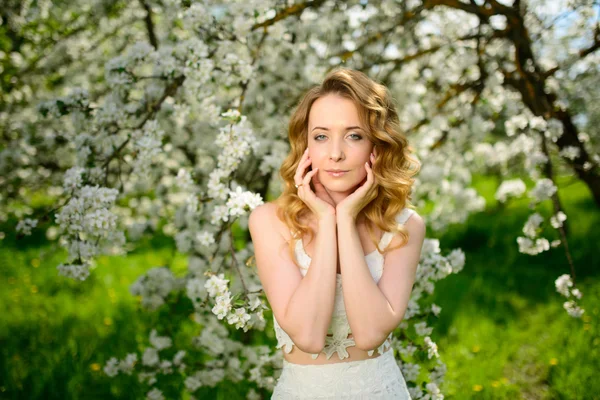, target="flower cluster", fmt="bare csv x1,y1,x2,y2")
530,178,558,204
495,179,526,203
16,218,38,235
37,88,90,118
202,273,260,333
54,184,125,280
130,267,181,311
206,111,260,204
131,120,166,177
517,209,564,256
555,274,584,318
103,329,186,400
